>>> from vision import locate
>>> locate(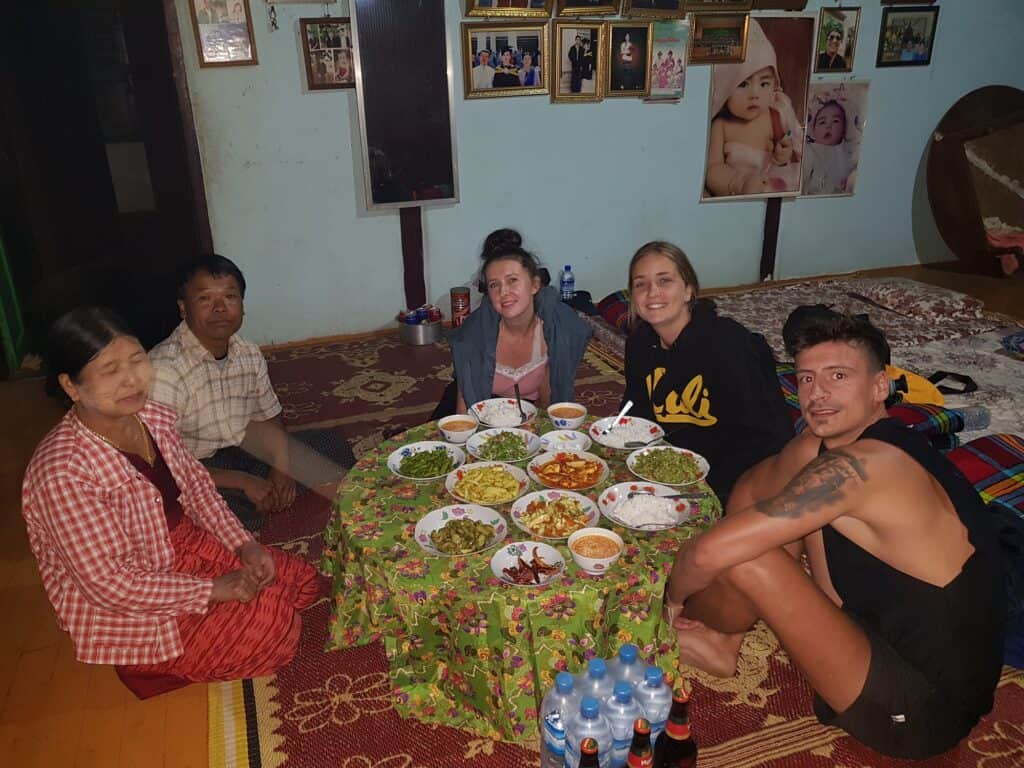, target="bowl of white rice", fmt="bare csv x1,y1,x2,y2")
471,397,538,428
597,481,692,531
588,416,664,451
